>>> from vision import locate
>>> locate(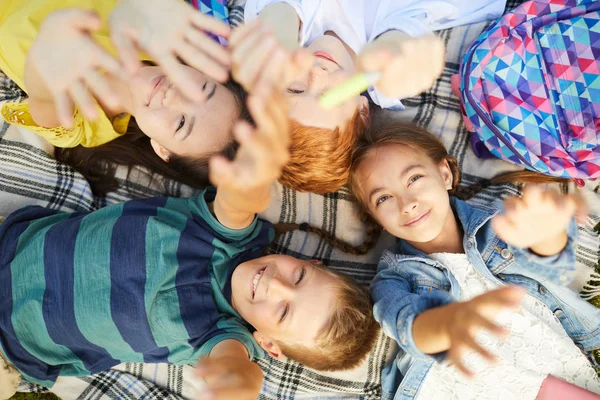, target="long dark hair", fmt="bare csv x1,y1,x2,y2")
55,80,251,197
